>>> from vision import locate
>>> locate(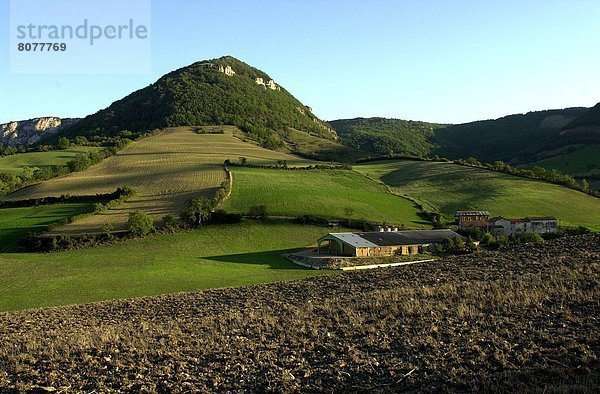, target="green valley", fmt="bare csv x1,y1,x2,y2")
356,160,600,230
